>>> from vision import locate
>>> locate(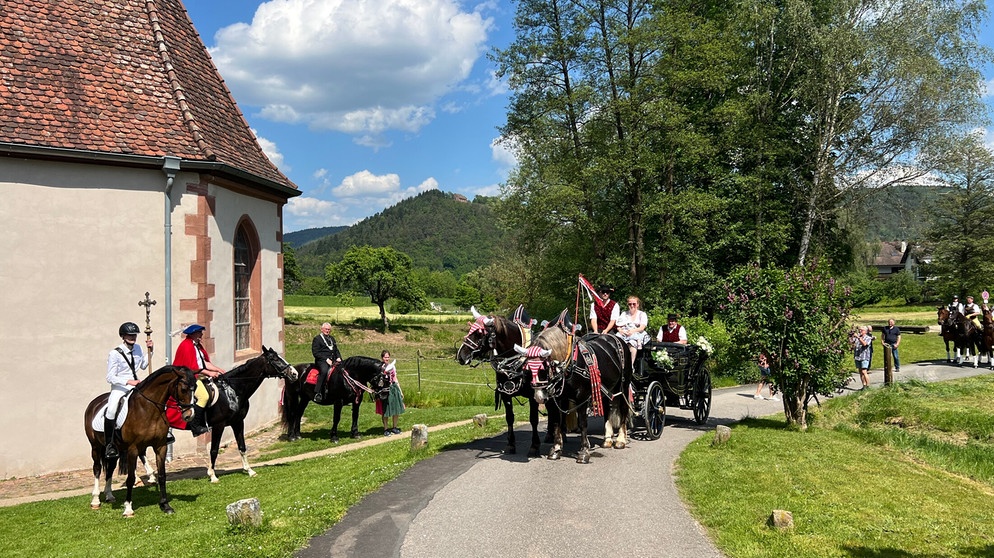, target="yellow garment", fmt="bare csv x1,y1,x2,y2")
194,380,208,409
